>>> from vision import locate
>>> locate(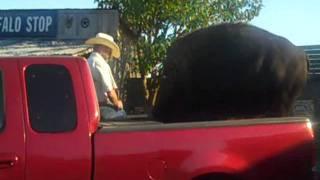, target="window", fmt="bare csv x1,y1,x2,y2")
25,65,77,133
0,72,4,132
